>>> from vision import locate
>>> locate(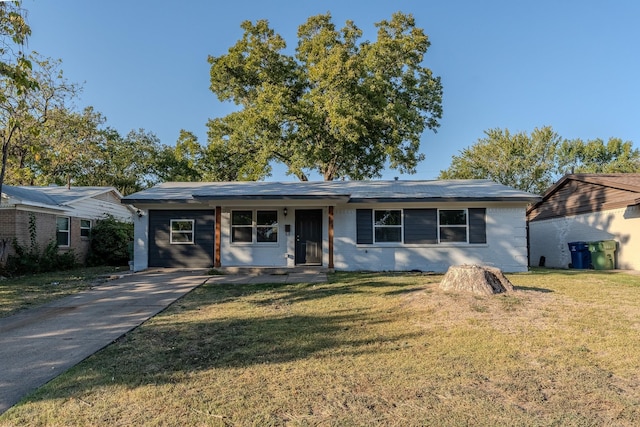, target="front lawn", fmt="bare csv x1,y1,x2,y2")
2,269,640,426
0,266,129,318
